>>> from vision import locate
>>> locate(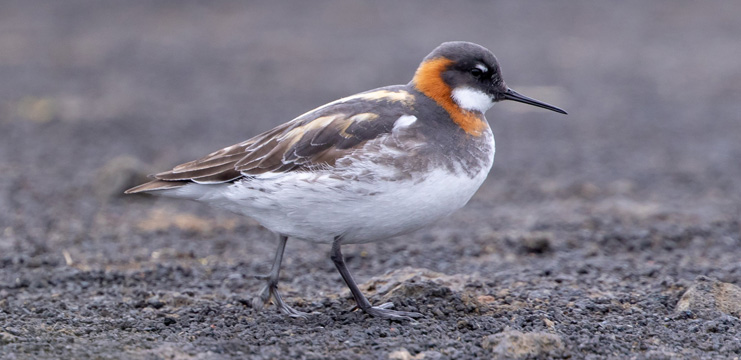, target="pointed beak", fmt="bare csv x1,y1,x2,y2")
502,88,567,115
